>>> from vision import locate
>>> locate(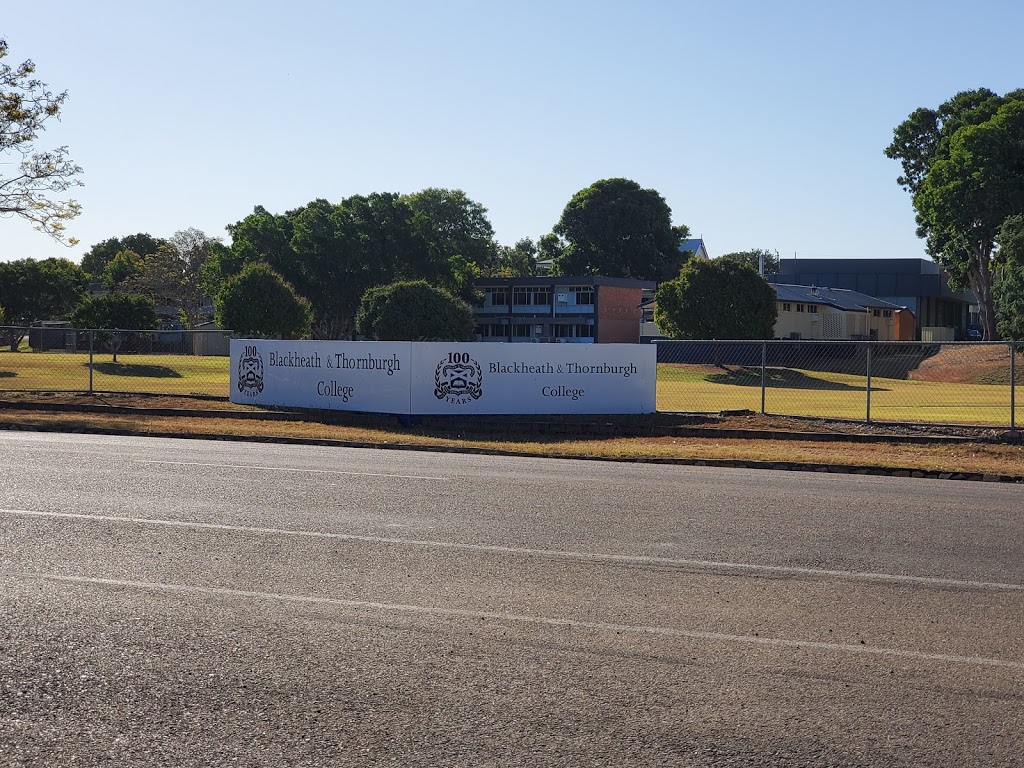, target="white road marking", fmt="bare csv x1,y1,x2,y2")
131,459,447,481
3,508,1022,593
14,573,1024,671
